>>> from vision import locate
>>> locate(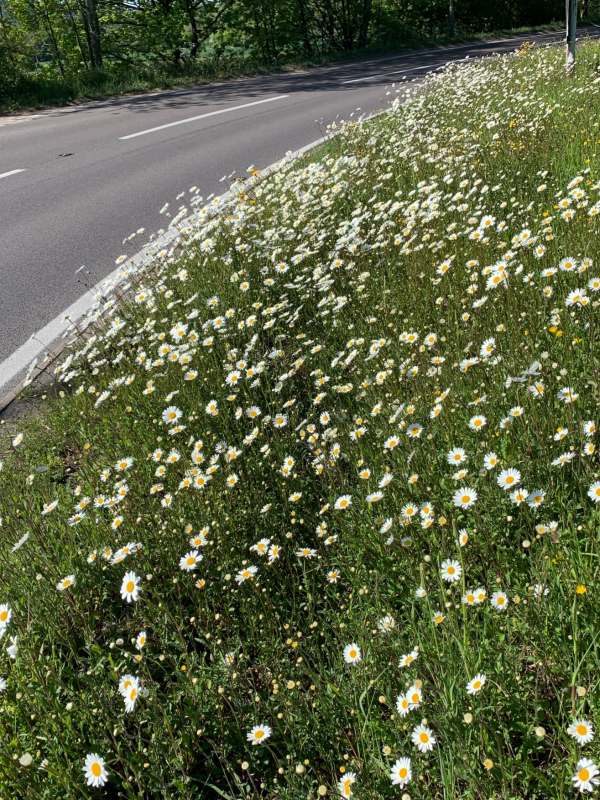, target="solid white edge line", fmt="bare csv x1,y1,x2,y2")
0,169,26,180
118,94,290,140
